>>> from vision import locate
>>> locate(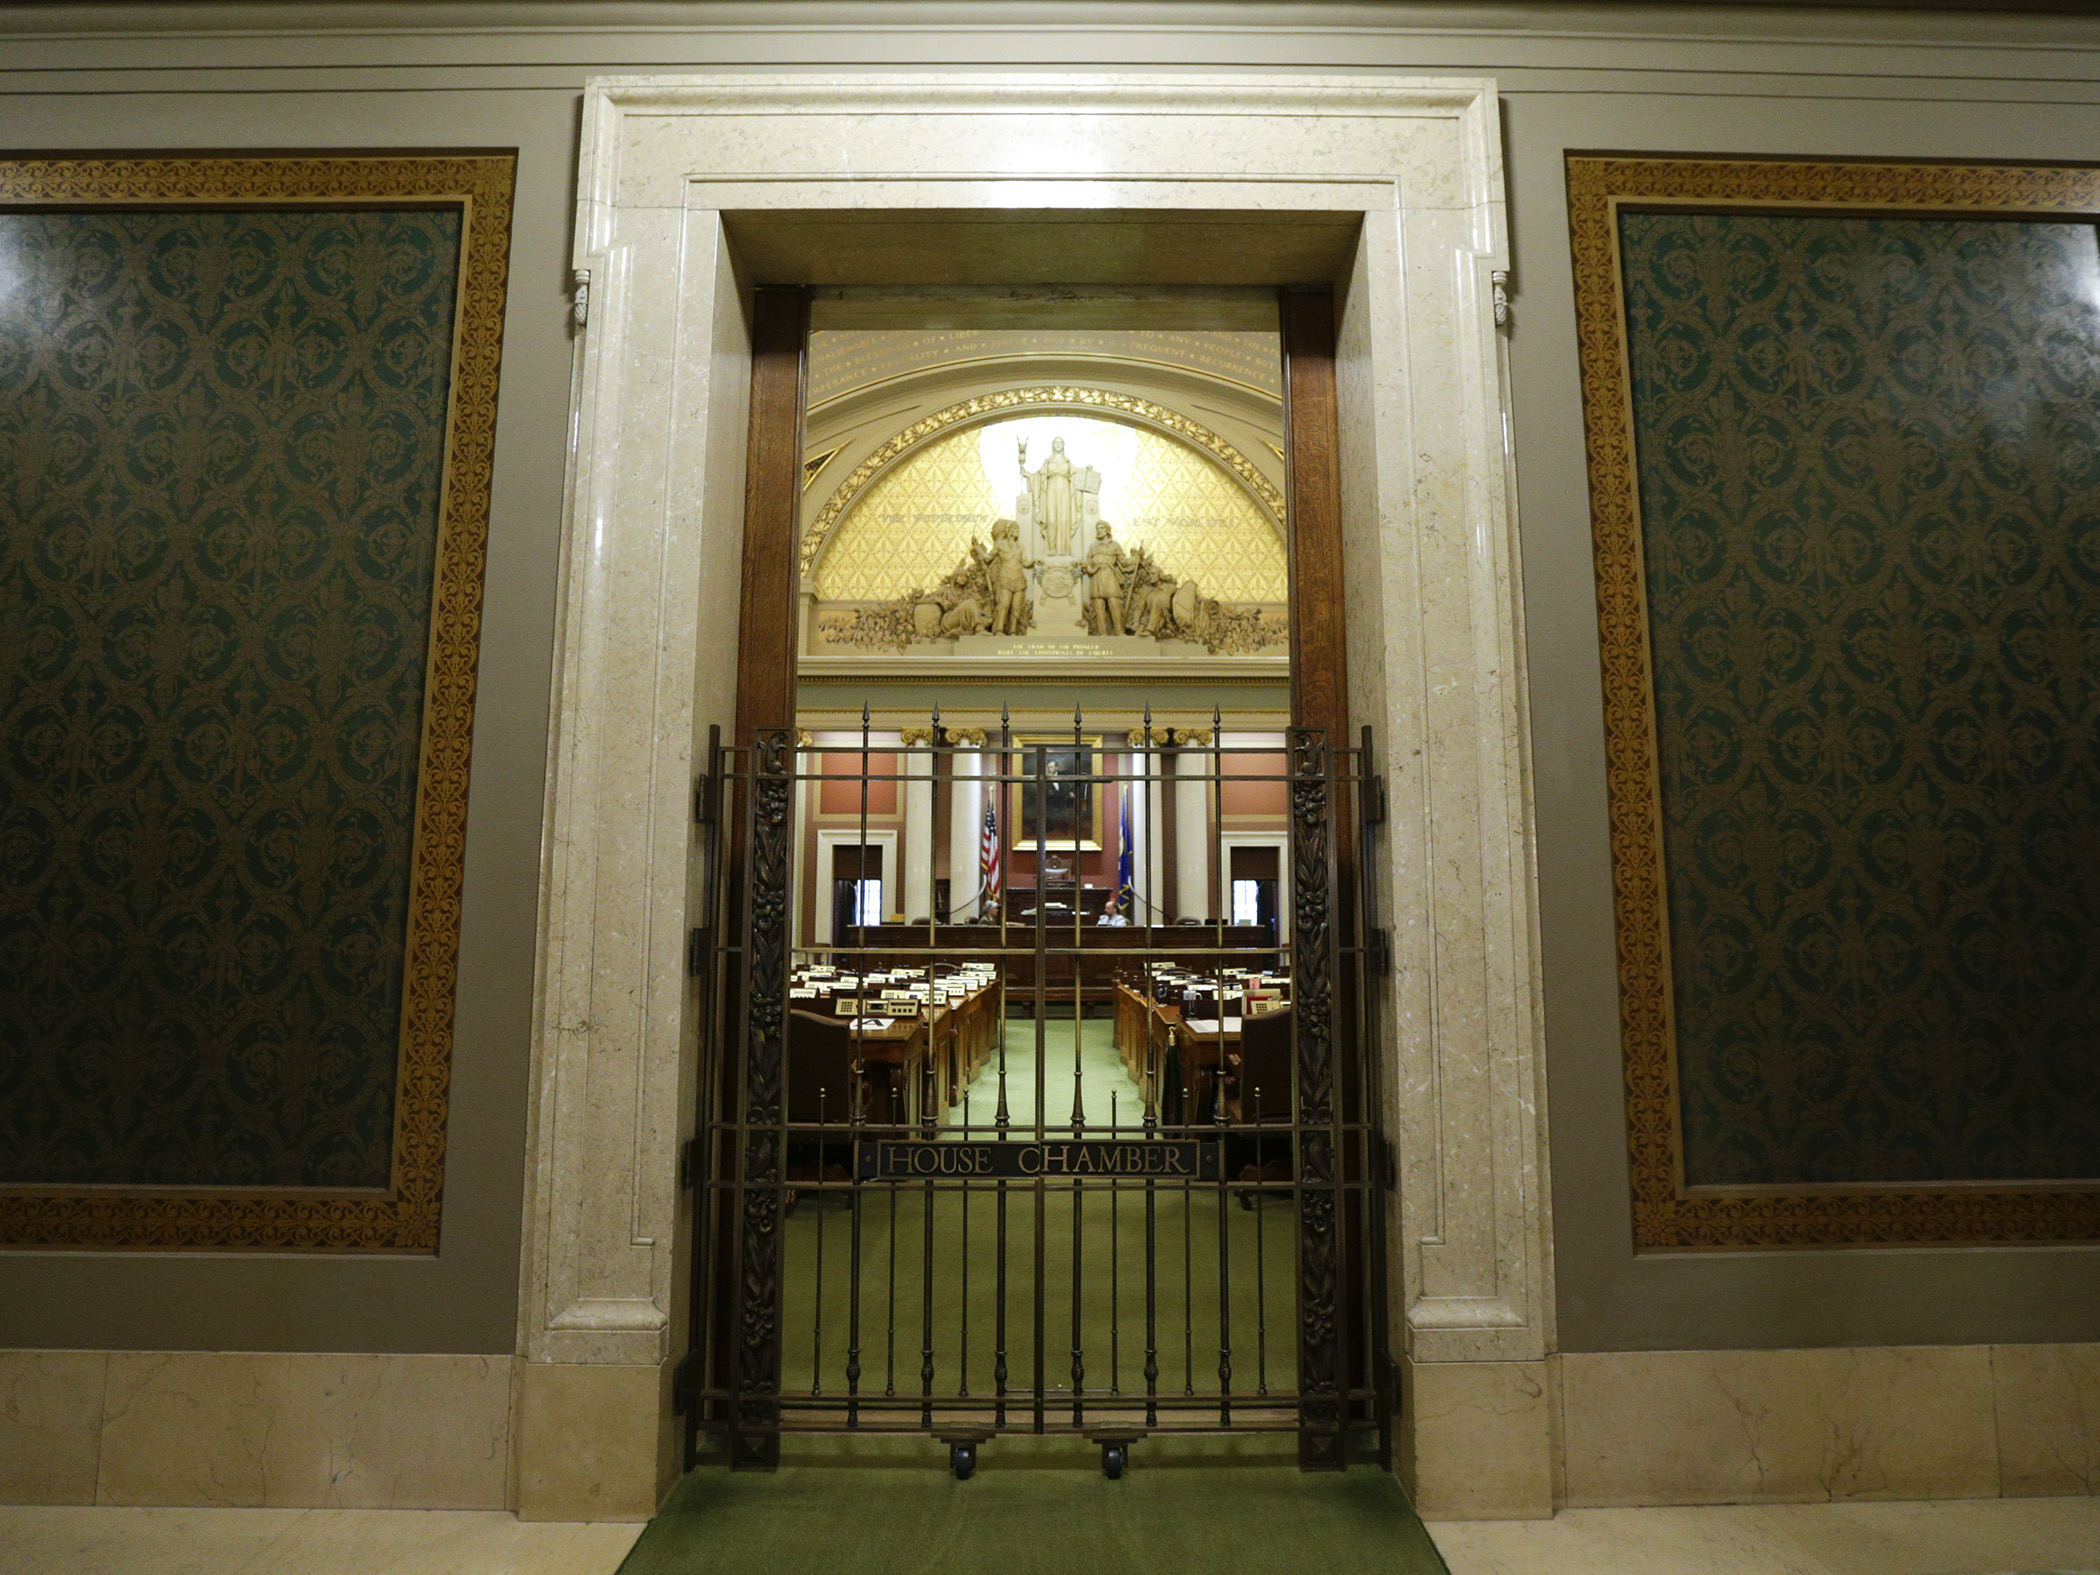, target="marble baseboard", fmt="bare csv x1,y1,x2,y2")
512,1360,671,1523
0,1351,511,1510
1400,1355,1556,1520
1557,1344,2100,1509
